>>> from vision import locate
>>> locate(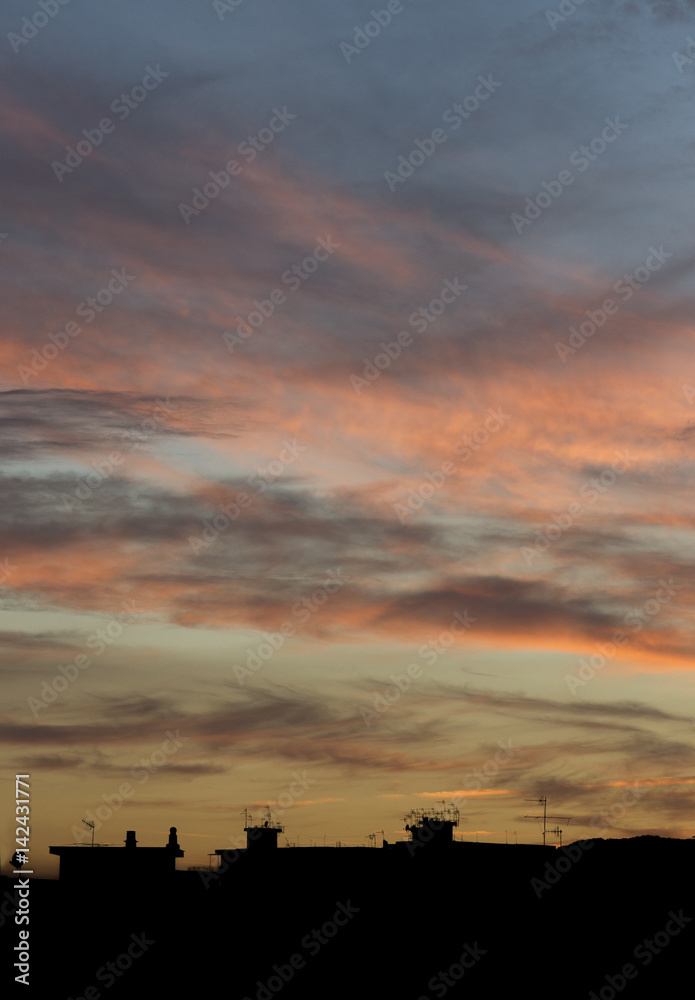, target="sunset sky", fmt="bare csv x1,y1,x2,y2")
3,0,695,876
